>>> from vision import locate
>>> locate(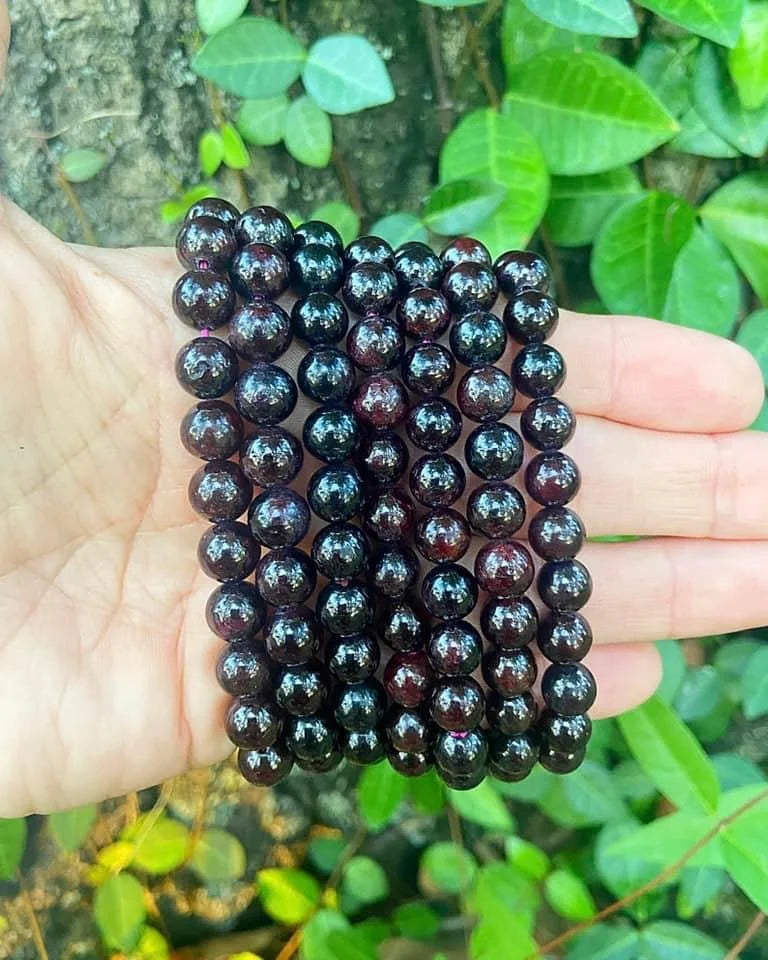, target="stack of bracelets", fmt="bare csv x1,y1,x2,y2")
173,198,596,790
